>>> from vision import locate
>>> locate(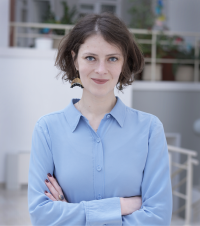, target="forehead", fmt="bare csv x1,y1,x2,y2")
78,34,122,55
